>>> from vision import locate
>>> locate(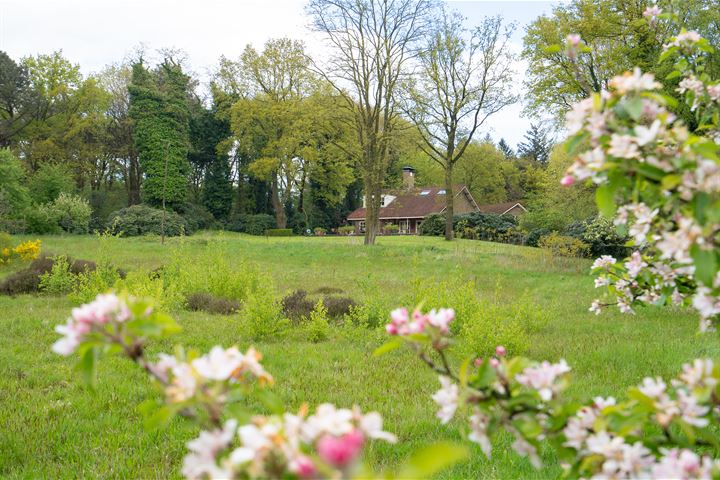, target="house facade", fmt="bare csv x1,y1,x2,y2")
476,201,528,217
346,167,480,234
